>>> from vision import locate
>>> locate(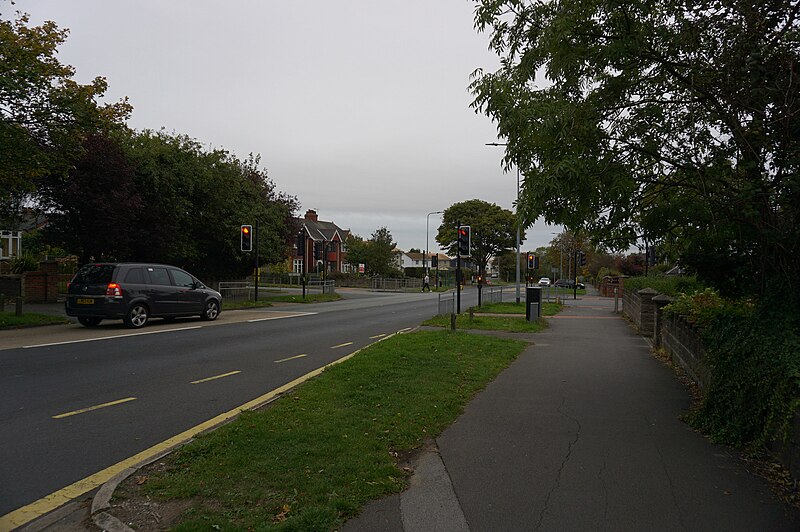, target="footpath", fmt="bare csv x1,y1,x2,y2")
345,289,800,531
